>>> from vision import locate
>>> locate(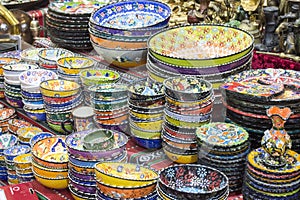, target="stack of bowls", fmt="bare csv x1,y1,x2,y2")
0,108,17,133
128,81,165,149
40,79,82,133
56,56,96,83
0,133,18,181
162,77,214,164
0,57,21,98
31,136,69,189
89,0,171,69
65,130,128,200
94,162,158,200
3,145,31,185
8,119,32,135
13,153,34,183
3,62,39,108
29,132,54,147
147,24,254,101
157,164,229,200
88,84,129,133
38,48,74,72
196,122,250,193
19,69,59,121
20,48,42,64
16,126,43,147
